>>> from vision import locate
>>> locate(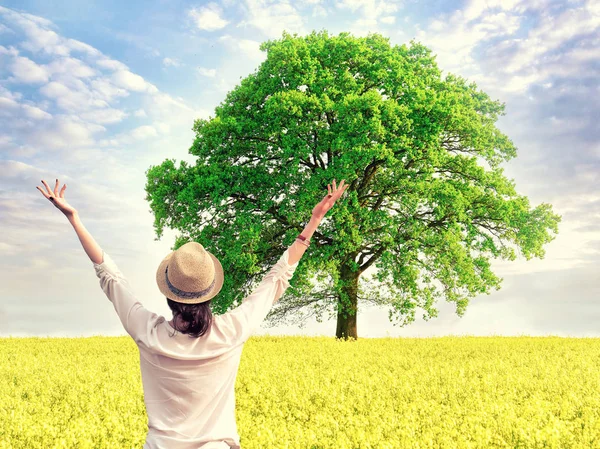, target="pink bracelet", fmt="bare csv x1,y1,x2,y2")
296,235,310,247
